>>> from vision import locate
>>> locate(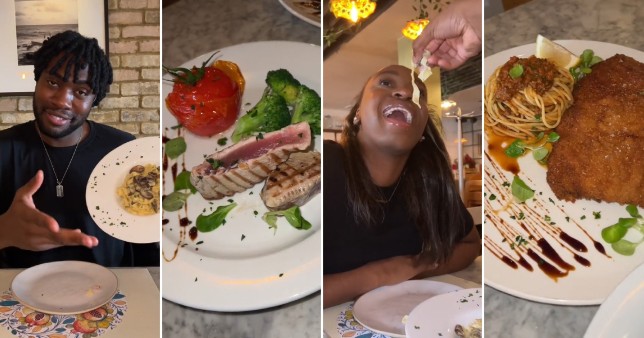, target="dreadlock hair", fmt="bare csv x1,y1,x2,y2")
339,71,471,265
33,30,112,107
